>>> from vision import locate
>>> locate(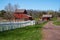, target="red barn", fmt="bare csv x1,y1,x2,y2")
14,9,33,21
